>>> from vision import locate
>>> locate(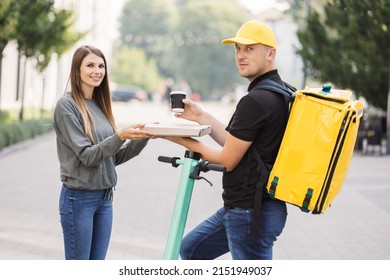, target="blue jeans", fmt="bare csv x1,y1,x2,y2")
180,199,287,260
59,185,113,260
